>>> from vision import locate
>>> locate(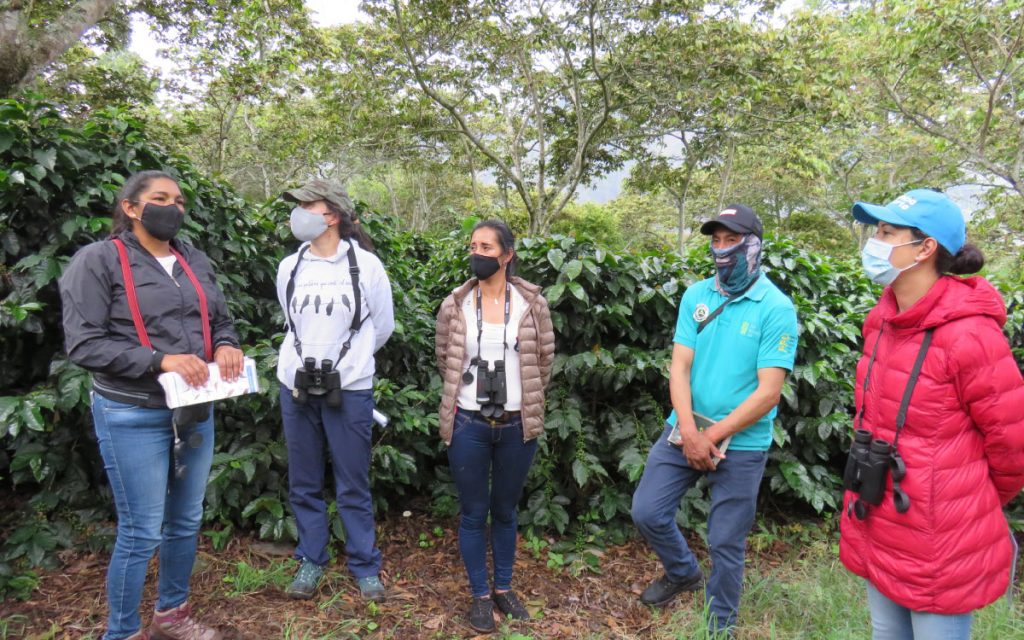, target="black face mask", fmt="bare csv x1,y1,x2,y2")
137,203,184,241
471,254,502,280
